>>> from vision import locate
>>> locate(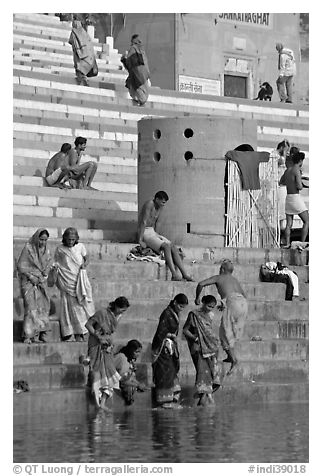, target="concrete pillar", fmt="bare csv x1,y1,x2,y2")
138,116,257,247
